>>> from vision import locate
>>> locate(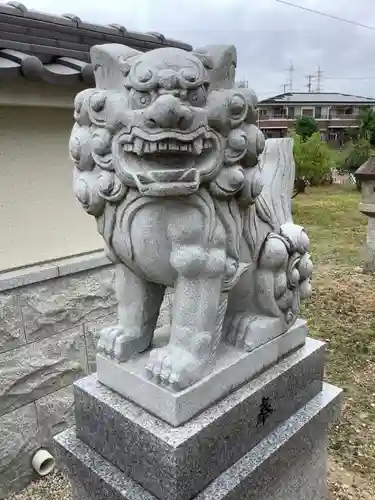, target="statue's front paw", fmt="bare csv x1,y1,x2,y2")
144,344,210,391
98,325,151,363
